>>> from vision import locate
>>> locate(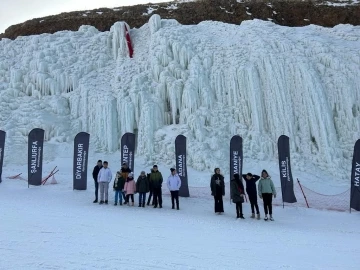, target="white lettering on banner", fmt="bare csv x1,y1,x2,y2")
30,141,38,174
232,151,240,174
122,145,129,164
178,155,186,177
75,144,83,179
354,162,360,187
280,160,287,178
129,151,133,170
